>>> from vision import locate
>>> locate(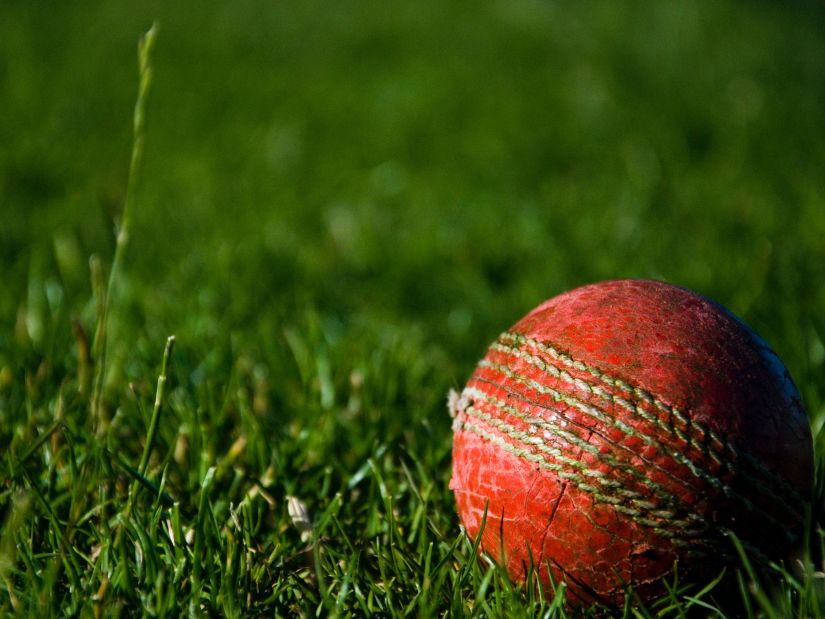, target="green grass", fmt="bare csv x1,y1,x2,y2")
2,0,825,616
